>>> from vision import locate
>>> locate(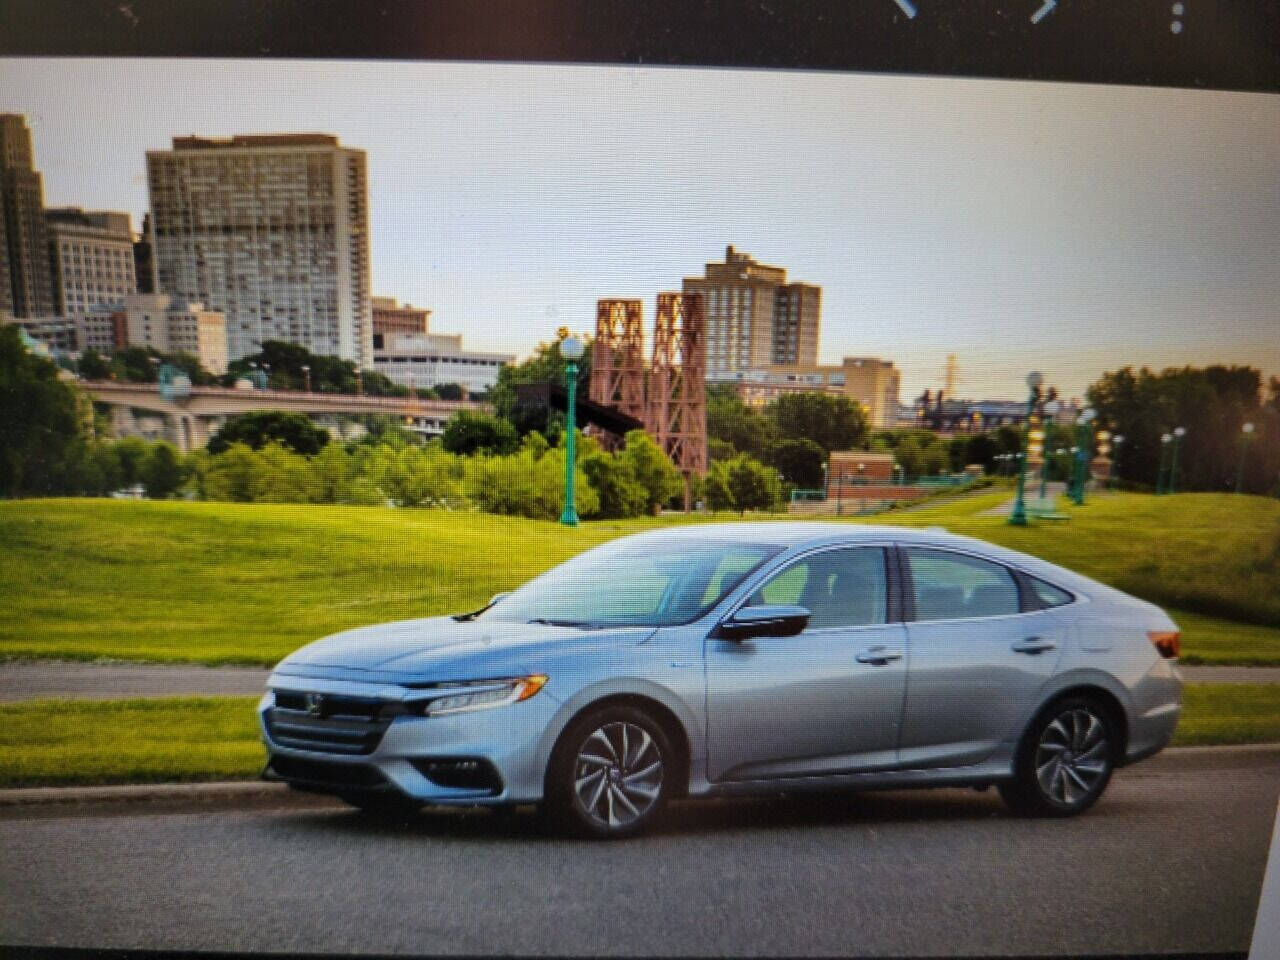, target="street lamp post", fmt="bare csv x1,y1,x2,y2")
558,334,585,527
1039,401,1059,499
1157,432,1172,494
1110,435,1124,489
301,364,311,393
1236,422,1255,494
1070,408,1096,505
1168,426,1186,494
1009,371,1043,527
